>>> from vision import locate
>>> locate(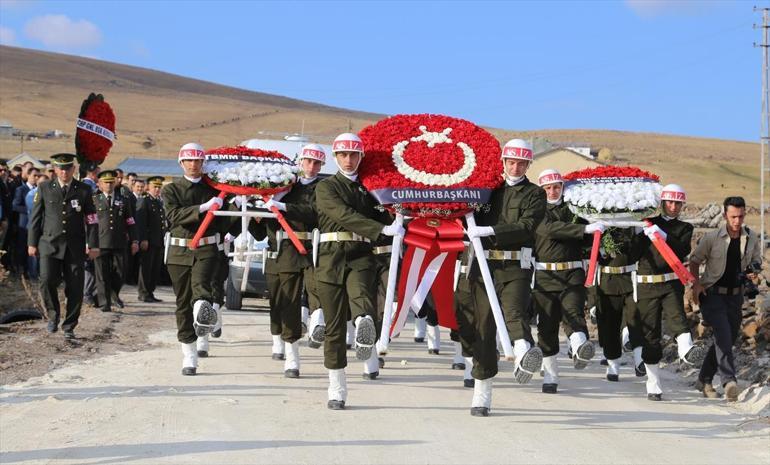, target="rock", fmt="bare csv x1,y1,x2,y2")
743,320,758,339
